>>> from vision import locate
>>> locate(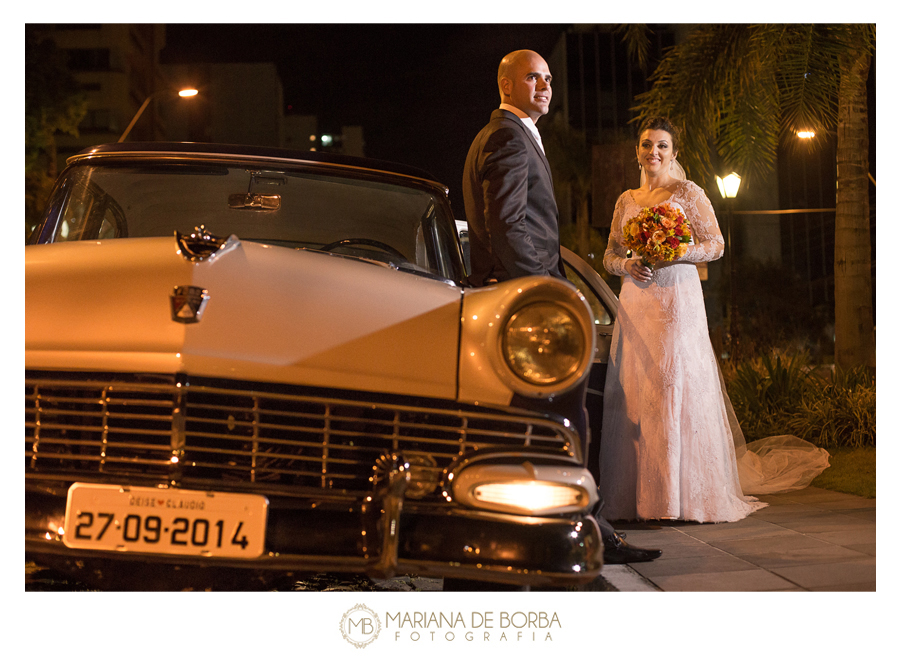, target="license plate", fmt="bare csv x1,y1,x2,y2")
63,484,268,559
